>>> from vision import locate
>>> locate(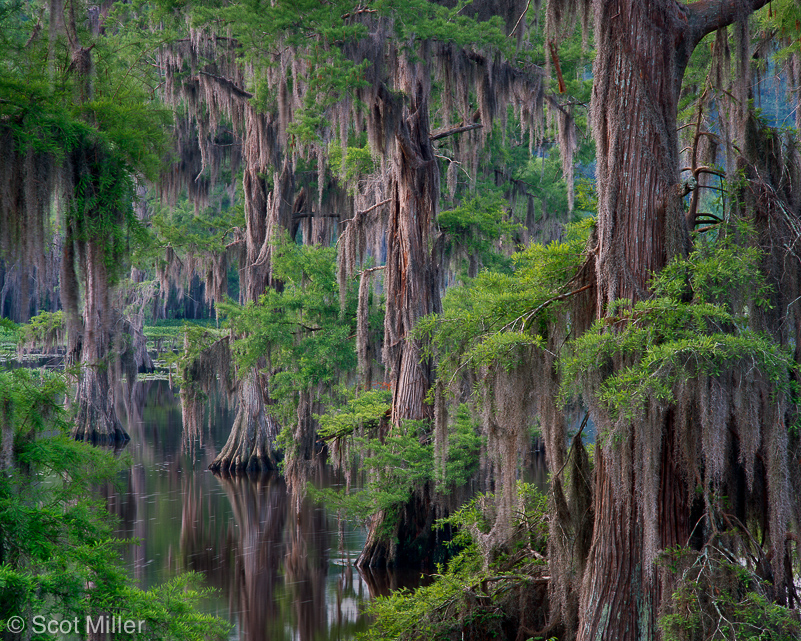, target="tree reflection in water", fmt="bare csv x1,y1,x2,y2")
106,380,397,640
